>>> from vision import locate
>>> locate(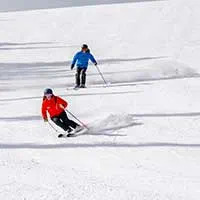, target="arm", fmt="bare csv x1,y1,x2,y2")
57,97,68,109
41,102,48,120
72,53,79,65
71,52,79,70
89,53,97,65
